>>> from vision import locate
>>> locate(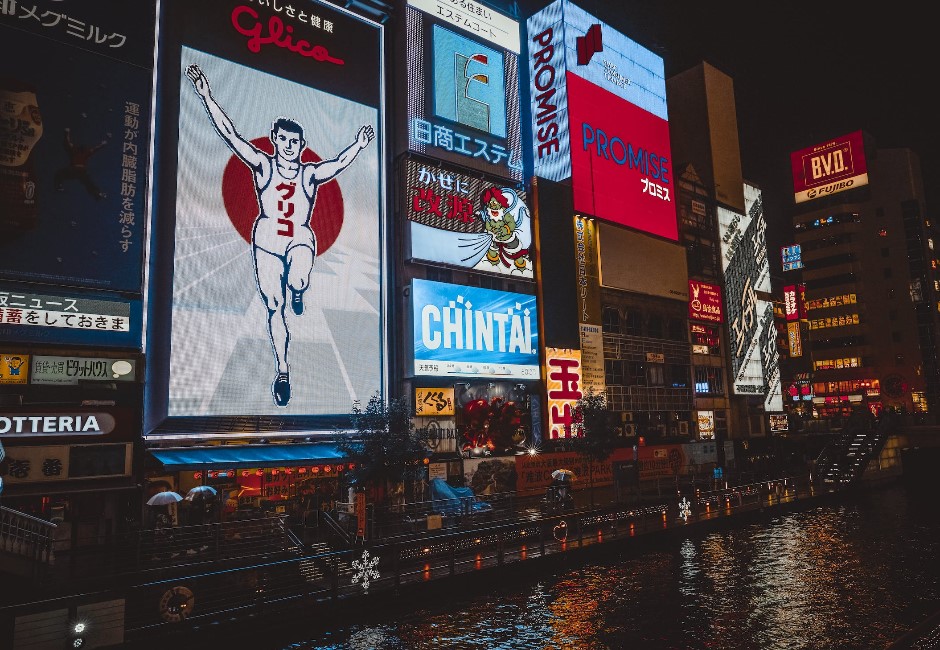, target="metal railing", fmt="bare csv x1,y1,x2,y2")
0,505,56,566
